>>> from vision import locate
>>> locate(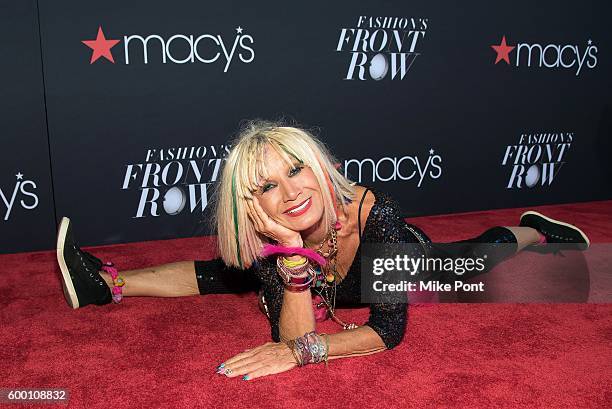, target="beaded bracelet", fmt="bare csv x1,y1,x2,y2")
101,262,125,303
